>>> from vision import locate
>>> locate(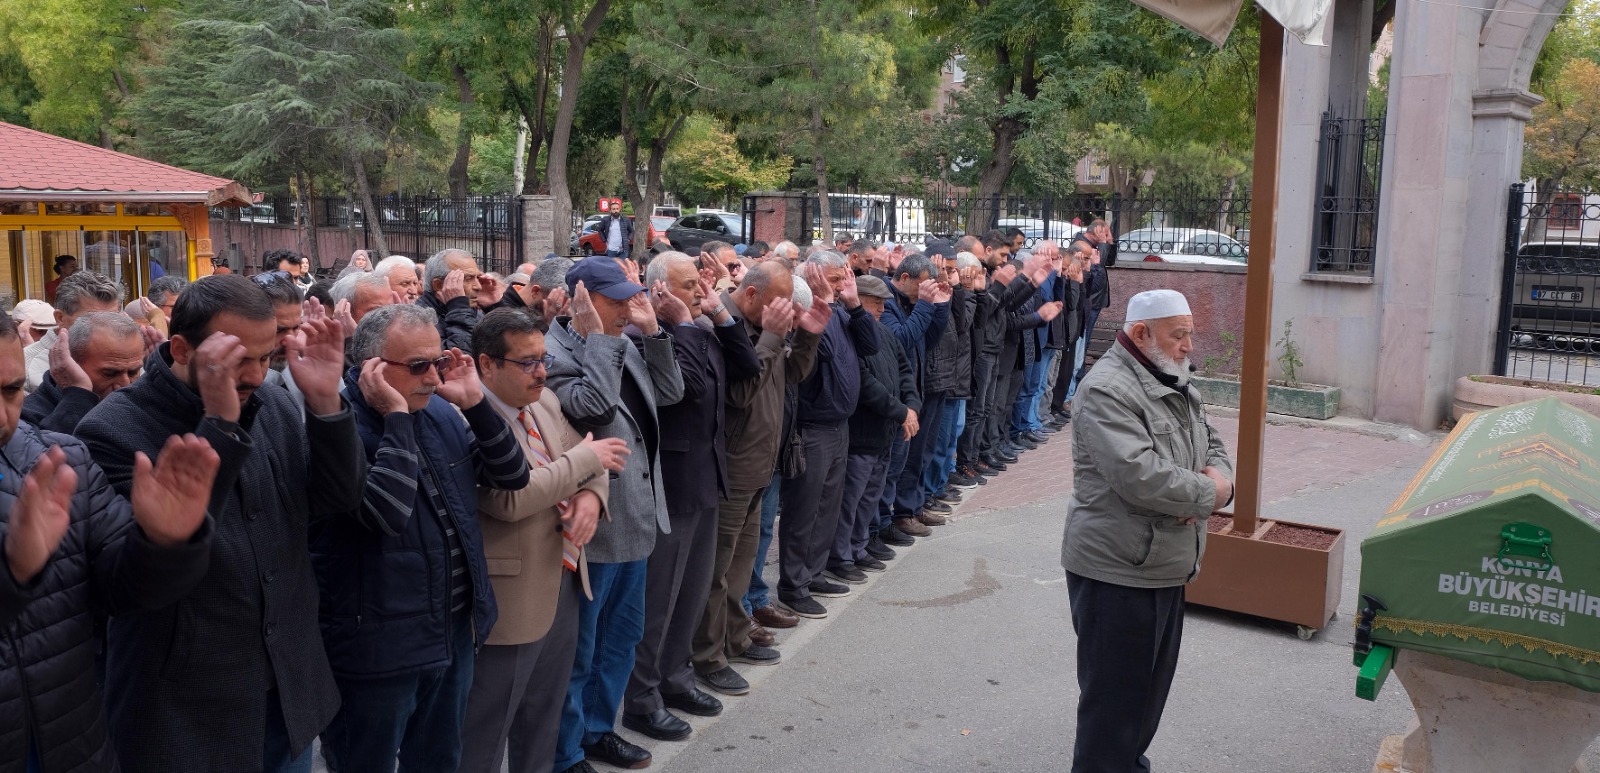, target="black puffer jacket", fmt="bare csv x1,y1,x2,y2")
0,421,212,773
848,318,920,456
924,286,976,398
20,373,99,434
